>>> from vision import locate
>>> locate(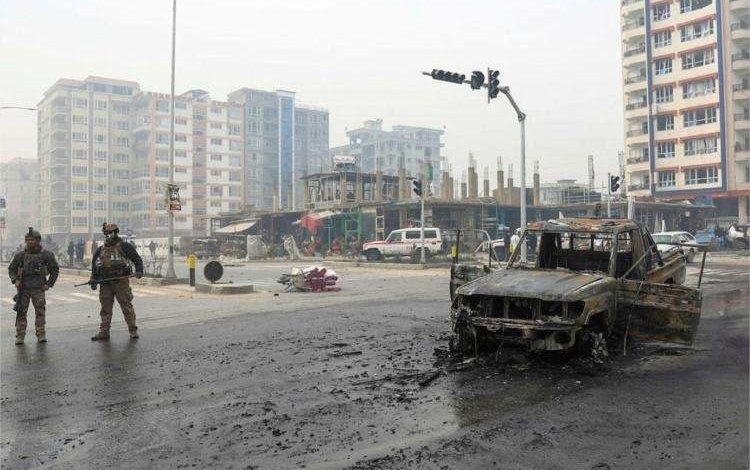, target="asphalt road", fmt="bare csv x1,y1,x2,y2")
1,259,748,469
